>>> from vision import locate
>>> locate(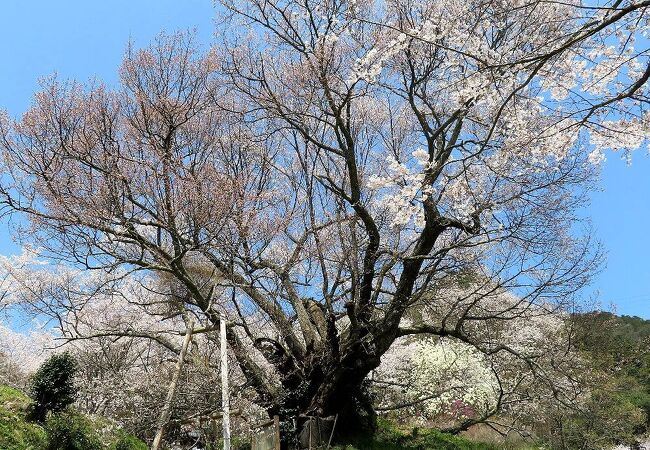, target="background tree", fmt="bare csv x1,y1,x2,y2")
372,283,590,435
28,352,77,422
0,251,264,446
0,0,649,434
540,312,650,449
